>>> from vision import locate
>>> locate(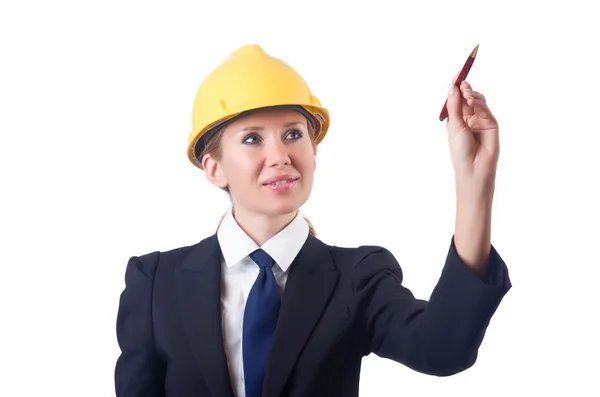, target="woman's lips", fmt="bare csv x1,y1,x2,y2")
263,177,298,191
